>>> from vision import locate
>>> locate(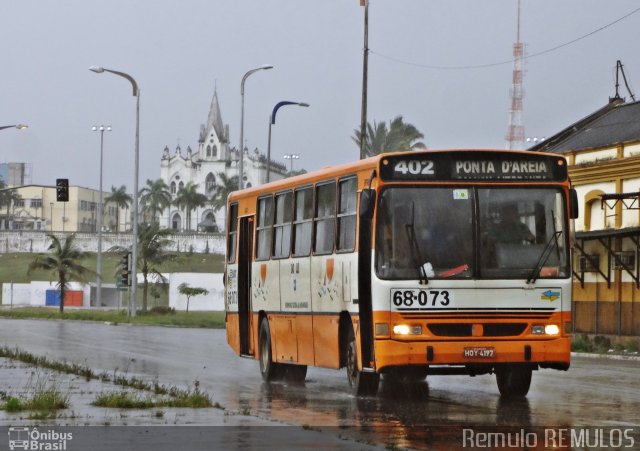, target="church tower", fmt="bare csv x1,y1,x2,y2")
198,88,229,162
